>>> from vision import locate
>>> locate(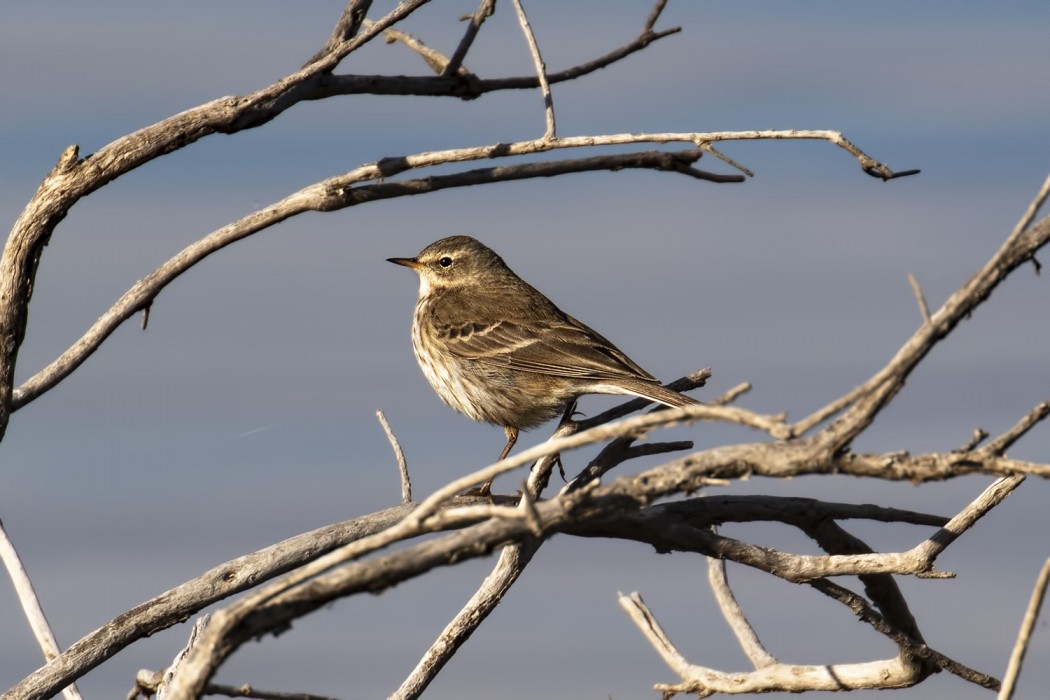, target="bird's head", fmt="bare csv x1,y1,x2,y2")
388,235,511,296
